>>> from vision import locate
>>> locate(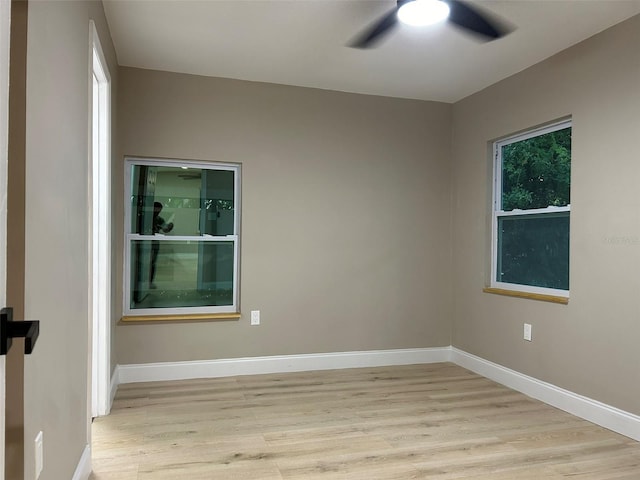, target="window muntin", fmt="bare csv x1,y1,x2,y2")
492,121,571,296
124,158,240,316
